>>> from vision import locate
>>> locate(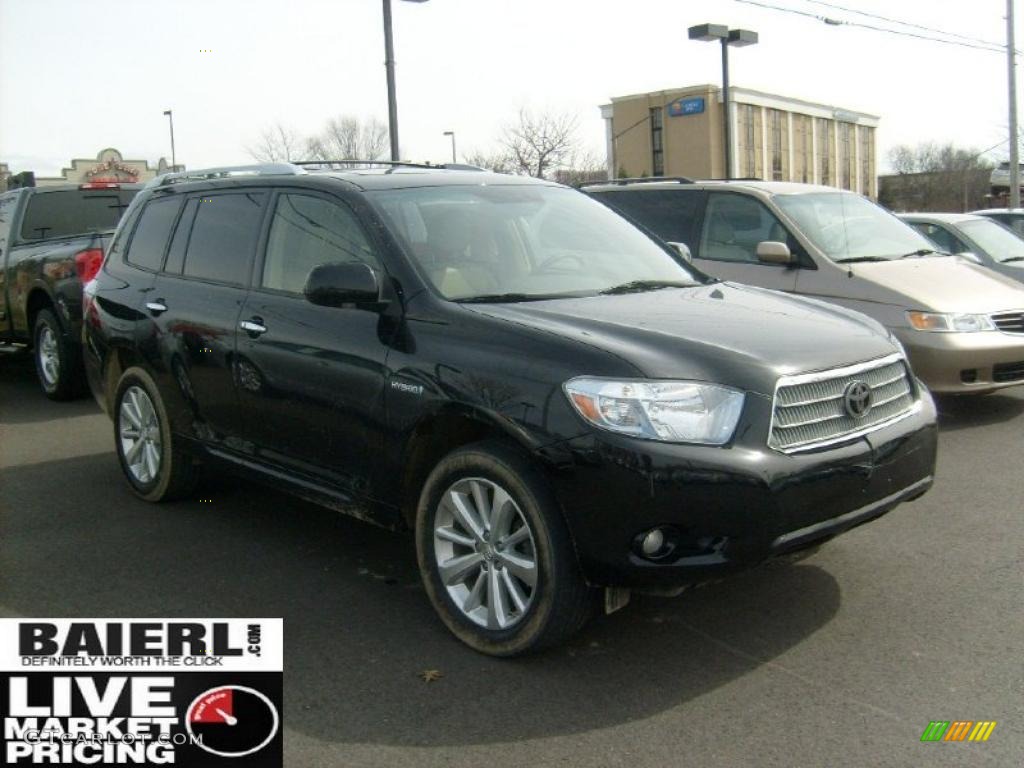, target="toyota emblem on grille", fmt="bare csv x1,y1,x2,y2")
843,380,873,418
